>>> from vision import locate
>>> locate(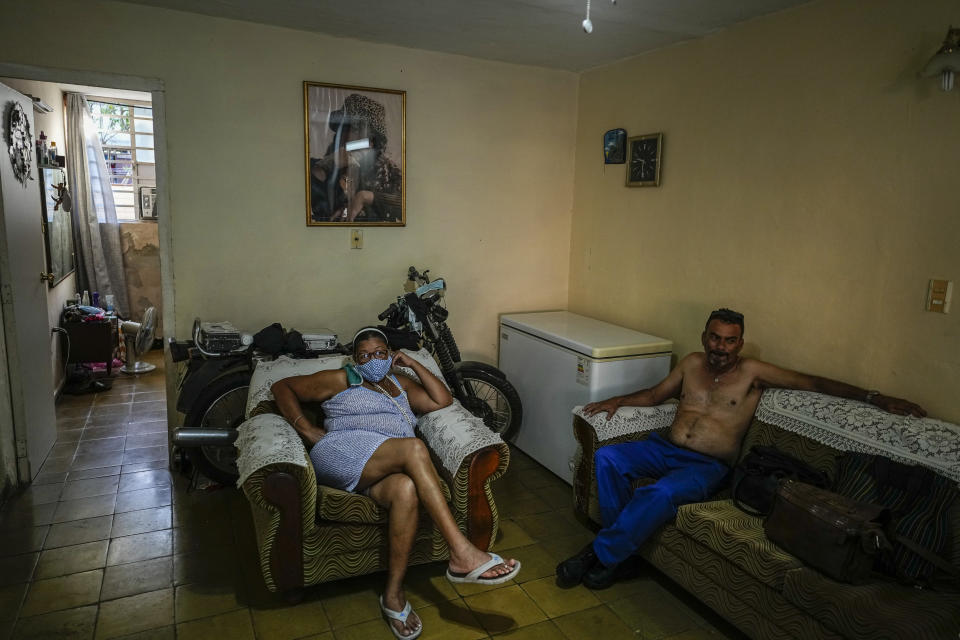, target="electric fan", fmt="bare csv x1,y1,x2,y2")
120,306,157,374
